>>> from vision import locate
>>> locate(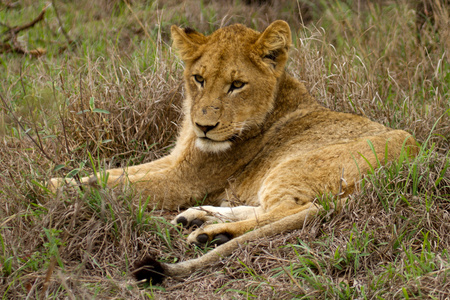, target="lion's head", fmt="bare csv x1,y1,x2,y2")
171,21,292,153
